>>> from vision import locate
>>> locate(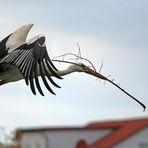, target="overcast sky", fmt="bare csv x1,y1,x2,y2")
0,0,148,134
